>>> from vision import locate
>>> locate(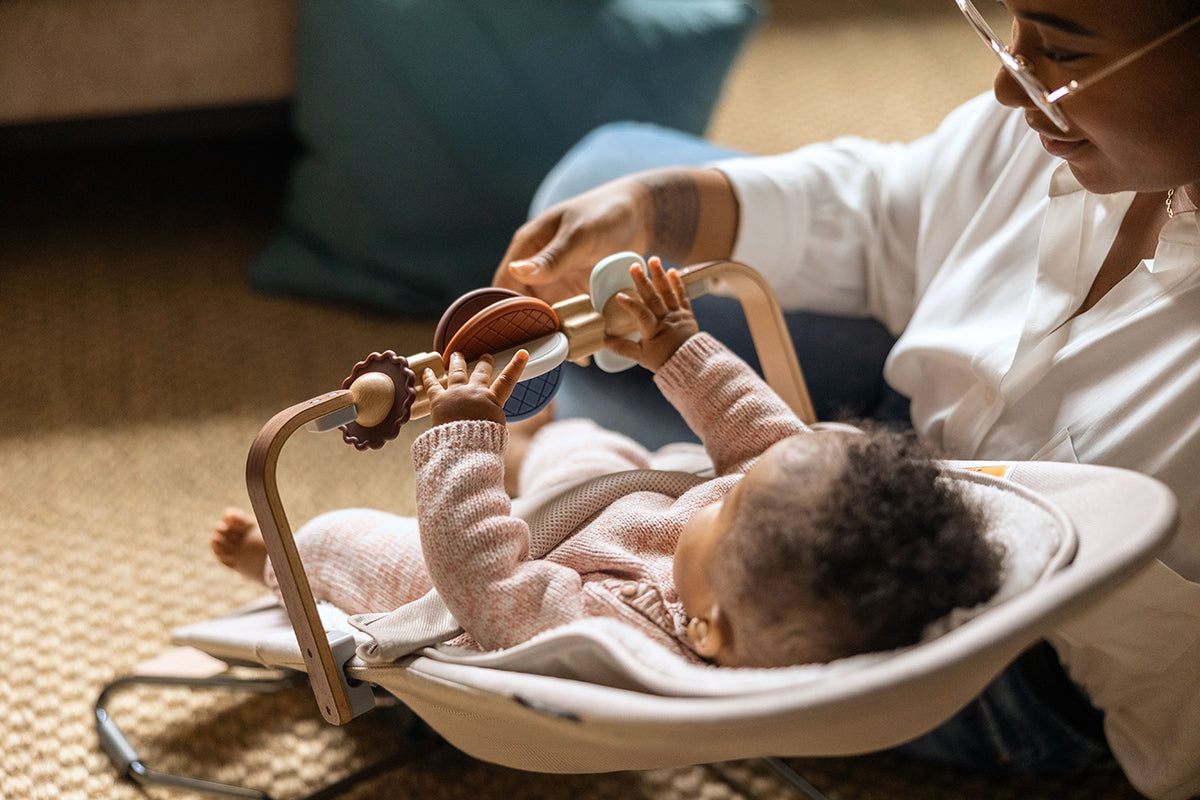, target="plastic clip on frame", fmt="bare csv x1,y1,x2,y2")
245,258,815,725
